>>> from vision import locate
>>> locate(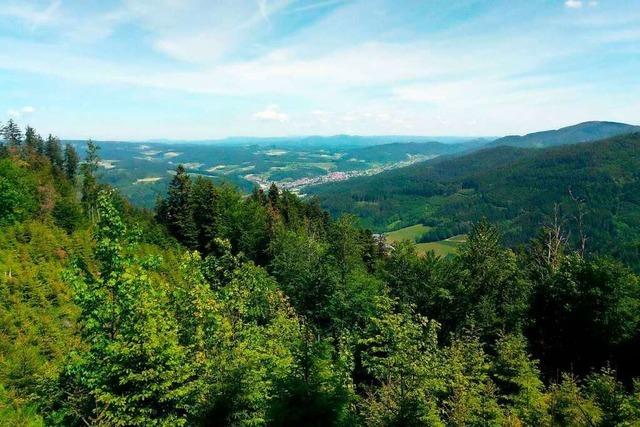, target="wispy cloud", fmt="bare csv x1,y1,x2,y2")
7,106,36,119
0,0,637,139
0,0,61,29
